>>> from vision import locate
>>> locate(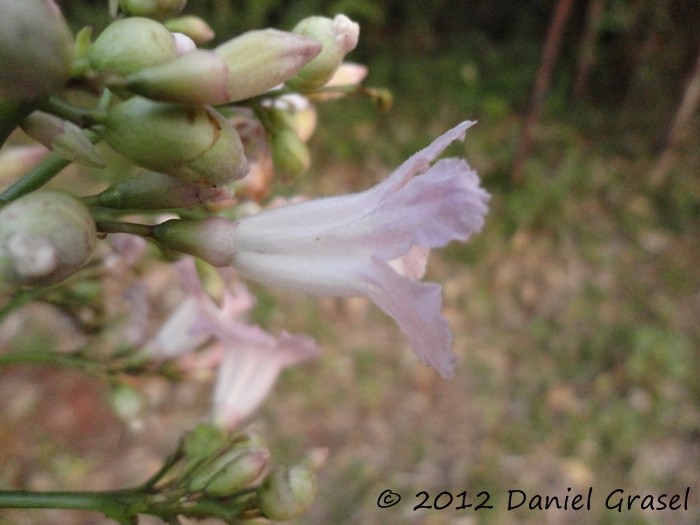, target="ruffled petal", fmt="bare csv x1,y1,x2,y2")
229,121,488,379
232,121,477,235
341,157,489,261
363,257,456,379
376,120,476,199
